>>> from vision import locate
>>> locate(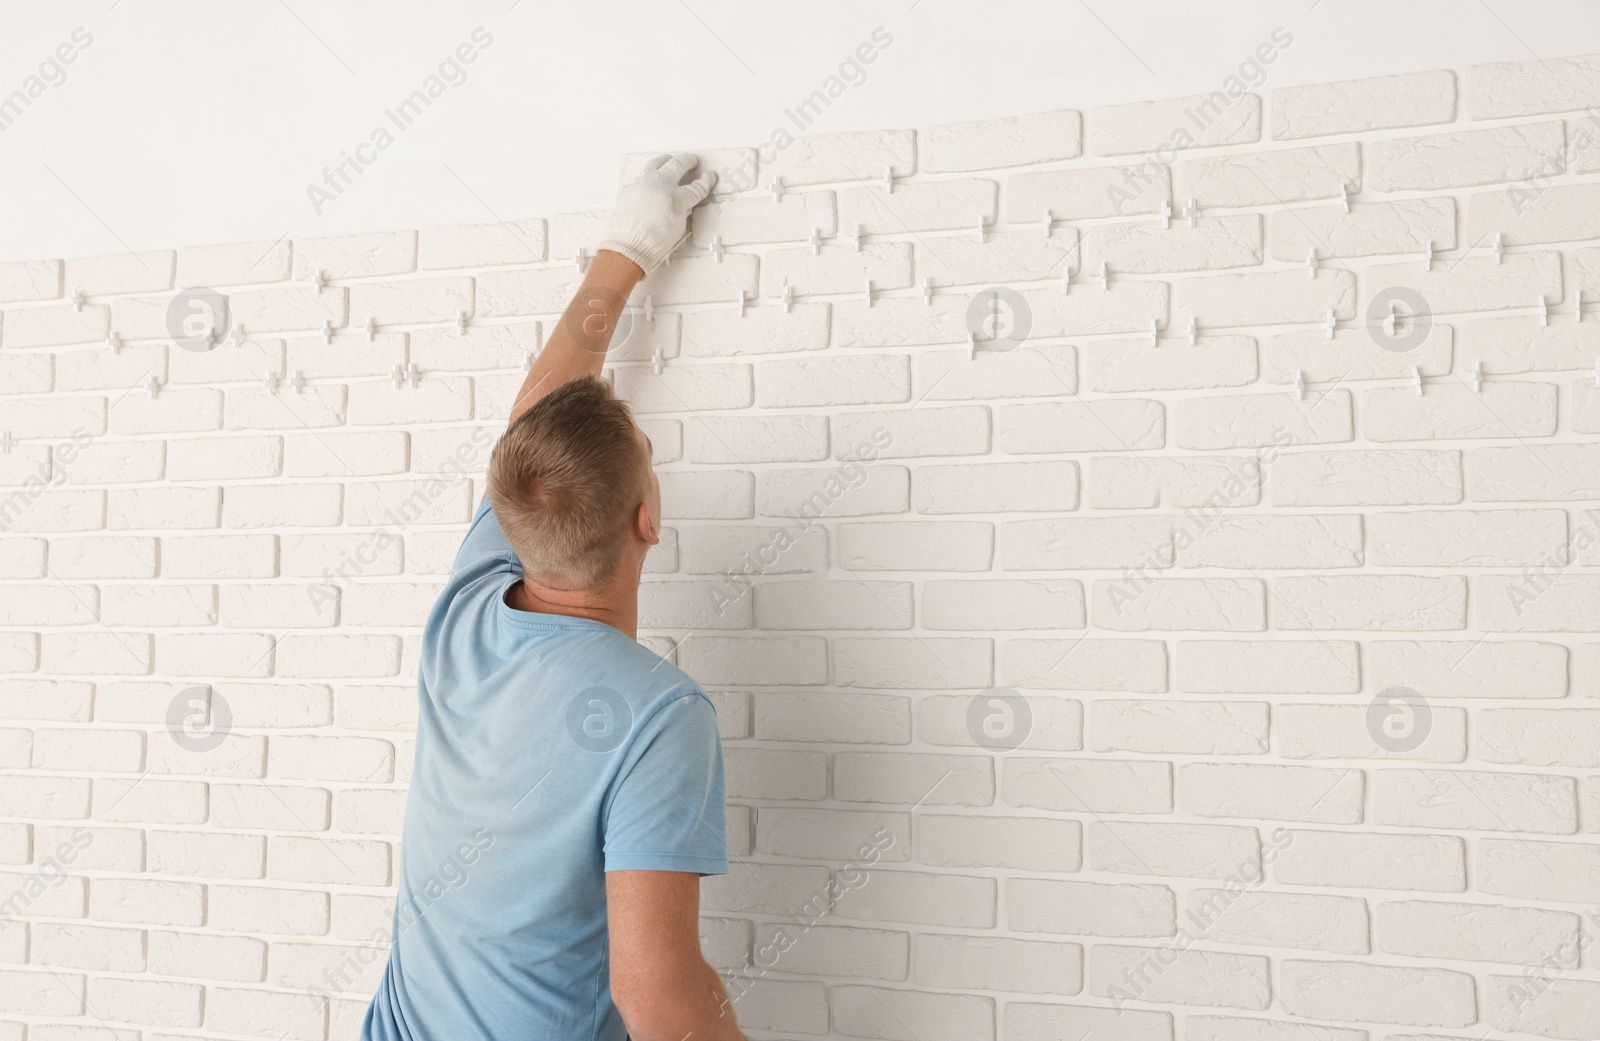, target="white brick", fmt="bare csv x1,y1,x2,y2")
1478,573,1600,631
1088,93,1261,156
1369,250,1561,316
1177,639,1360,694
832,985,993,1041
918,229,1079,287
348,276,473,325
838,520,992,571
1272,575,1466,631
284,330,405,380
1176,390,1352,450
1087,821,1259,879
0,259,63,302
832,869,996,928
1007,879,1173,939
761,242,912,297
1181,763,1363,824
836,751,993,806
1092,578,1265,632
1370,639,1565,699
1174,269,1356,327
1004,757,1170,814
2,304,109,348
683,302,827,357
1003,164,1171,222
923,579,1083,630
1176,143,1361,207
1269,197,1457,260
755,579,912,630
1088,455,1260,510
1487,977,1600,1038
293,230,417,279
1270,70,1456,139
919,691,1082,752
1371,508,1565,566
176,239,291,286
833,405,988,458
922,815,1081,872
1090,945,1270,1010
765,129,915,186
1002,638,1167,692
1091,699,1268,755
915,344,1077,400
638,253,759,306
691,191,836,246
1086,335,1256,393
64,250,175,296
756,355,908,408
1081,214,1262,274
227,284,345,333
1274,448,1462,506
837,177,996,235
1280,960,1475,1028
998,398,1164,454
1181,514,1362,569
1466,52,1600,118
418,219,545,269
611,362,751,414
915,460,1078,514
1274,829,1464,891
1372,120,1564,191
752,690,907,744
922,108,1081,172
833,636,991,689
475,265,582,316
1263,323,1453,384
